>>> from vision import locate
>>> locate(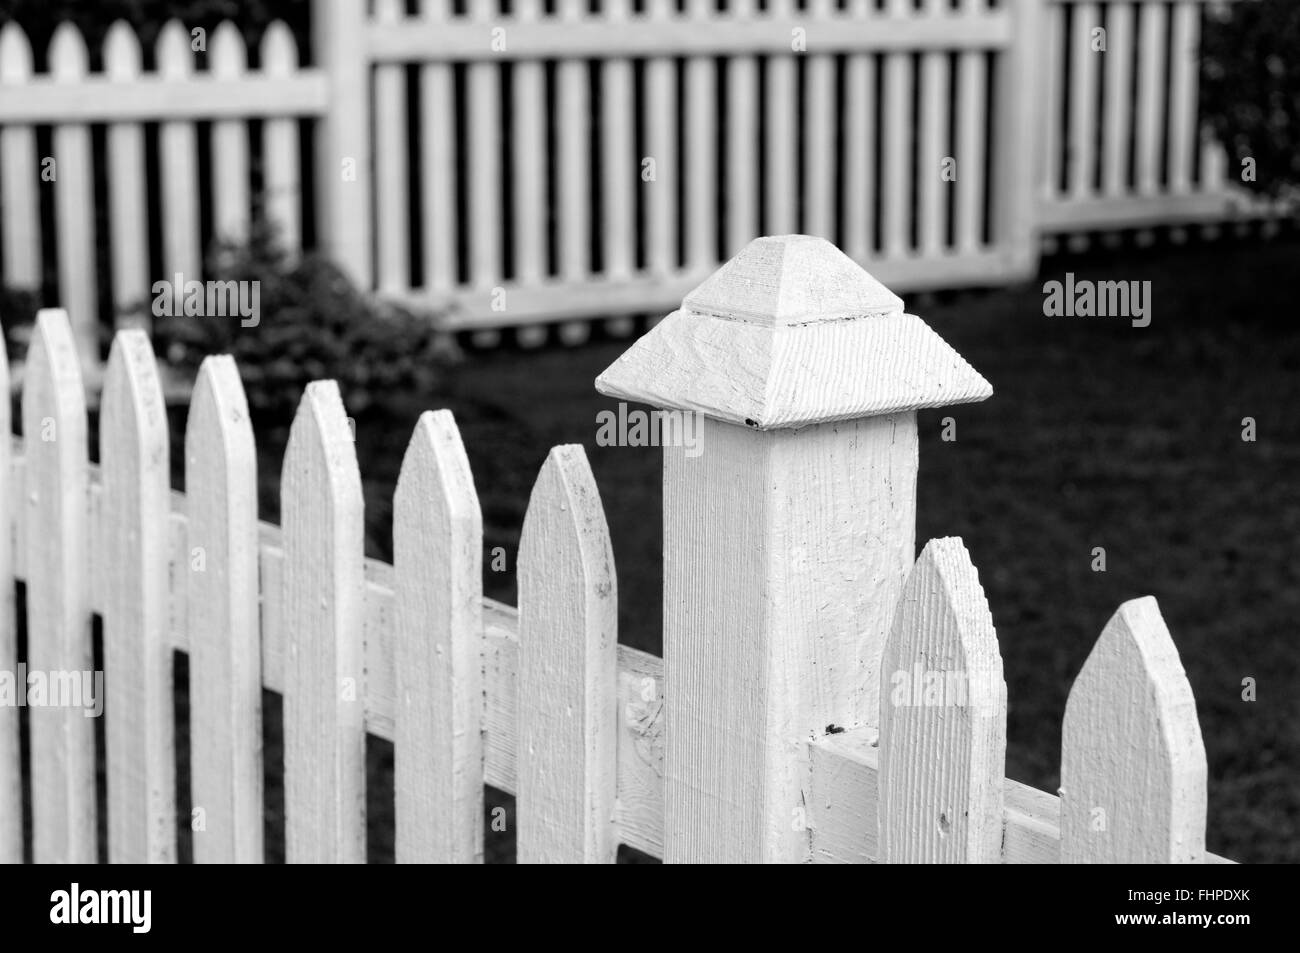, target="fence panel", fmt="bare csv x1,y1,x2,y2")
879,537,1007,863
185,356,262,864
1061,596,1207,863
516,445,618,864
393,410,484,863
281,381,366,863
